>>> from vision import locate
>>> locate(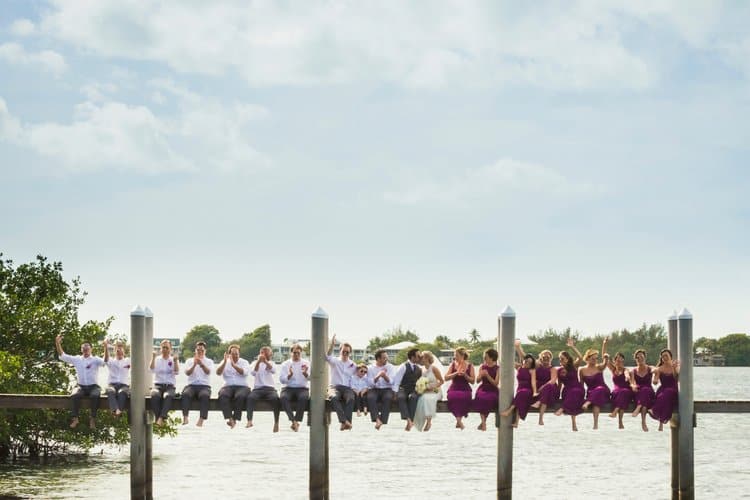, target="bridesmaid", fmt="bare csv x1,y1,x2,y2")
579,340,611,430
530,349,559,426
445,346,475,430
472,348,500,431
650,348,680,431
631,348,655,432
500,345,537,428
607,351,634,429
553,346,584,431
